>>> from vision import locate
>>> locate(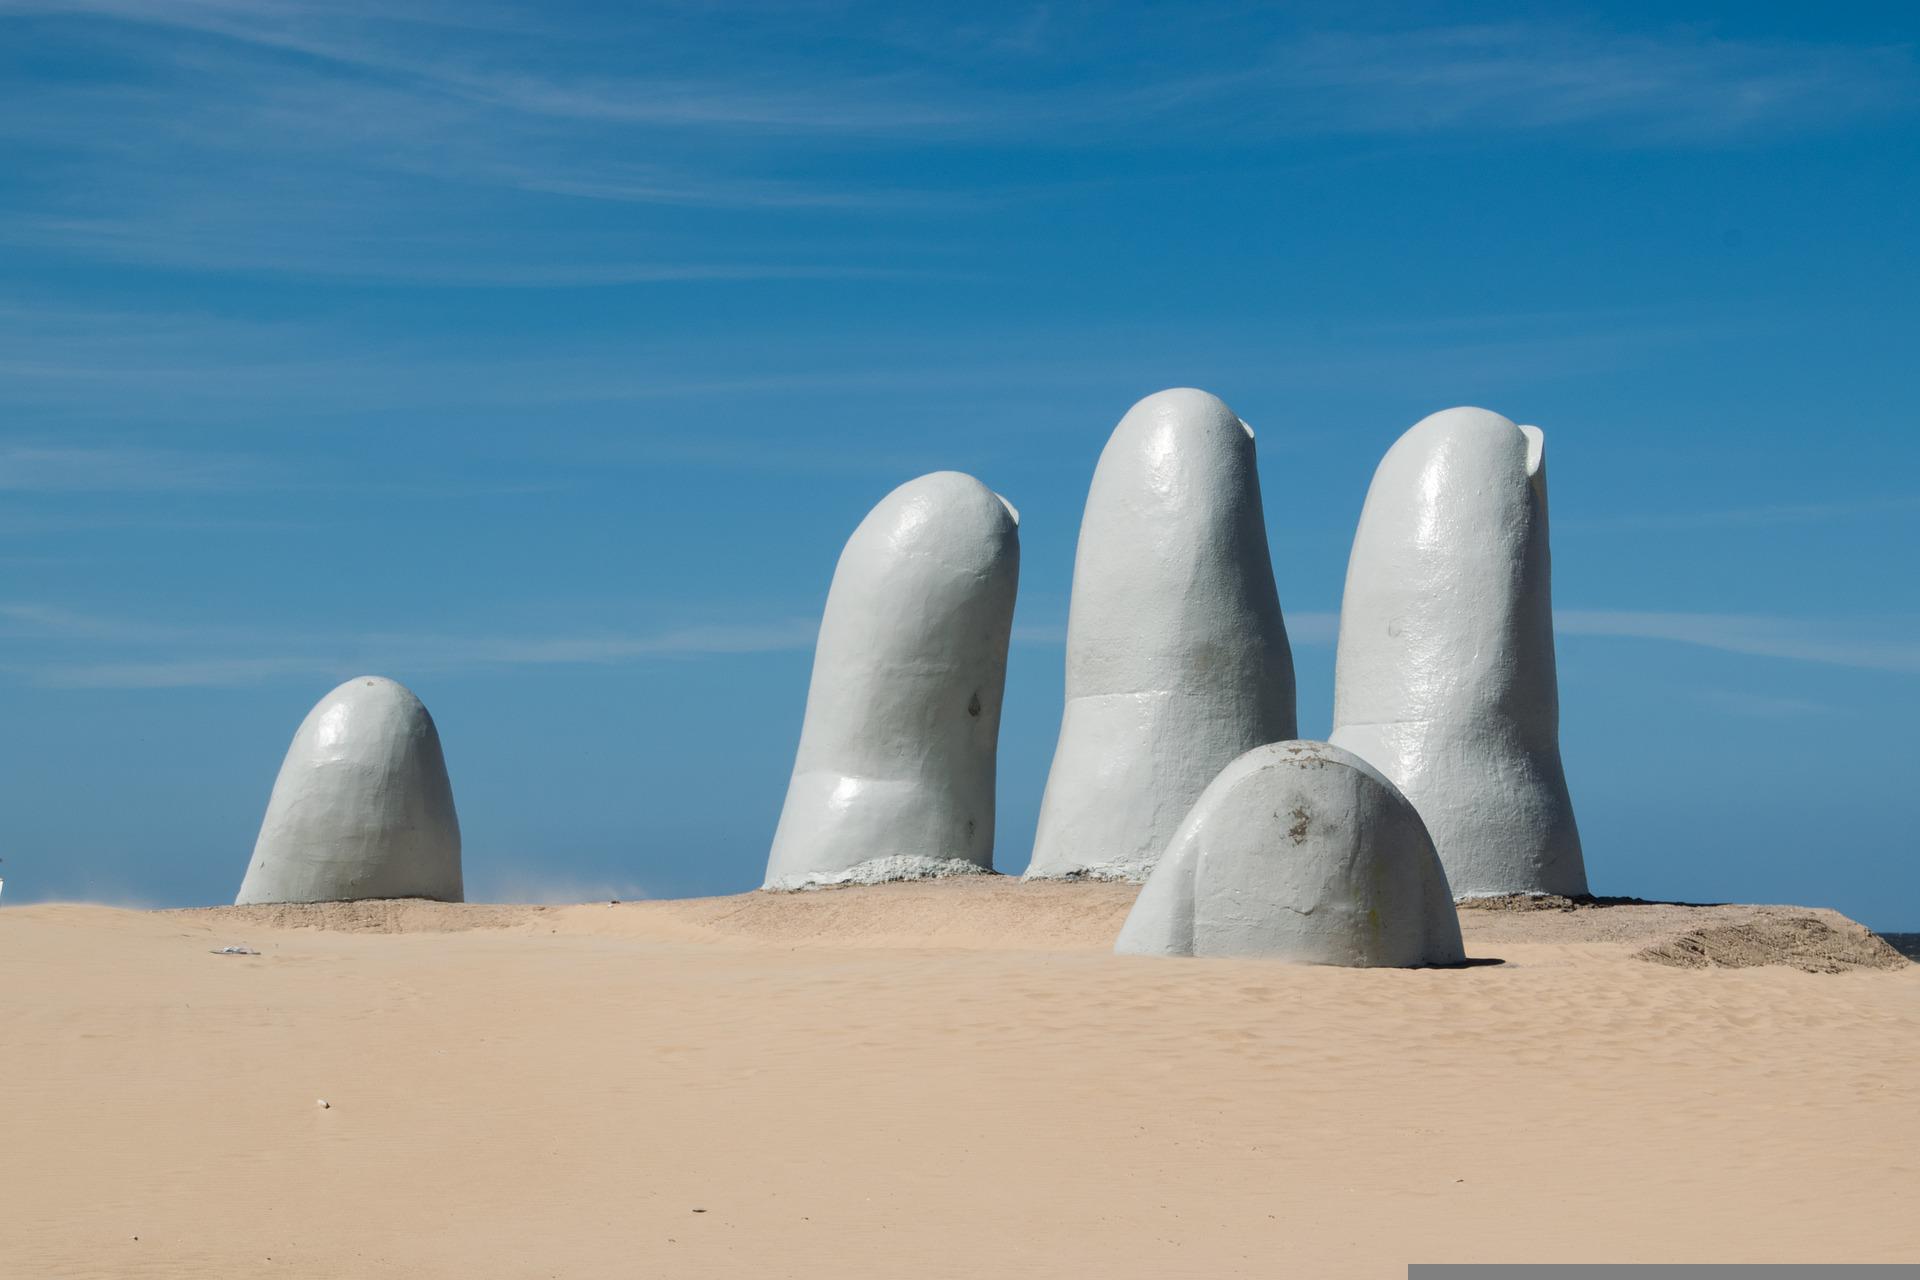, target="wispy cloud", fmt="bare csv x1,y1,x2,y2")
0,6,1908,281
1230,24,1914,142
1691,687,1844,719
53,5,1902,142
2,601,818,688
0,294,1764,444
1022,607,1918,670
1556,610,1920,674
7,0,993,134
17,601,1913,688
0,444,265,492
0,433,559,506
1563,495,1920,532
489,164,962,212
29,656,341,689
0,601,212,641
0,218,921,286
